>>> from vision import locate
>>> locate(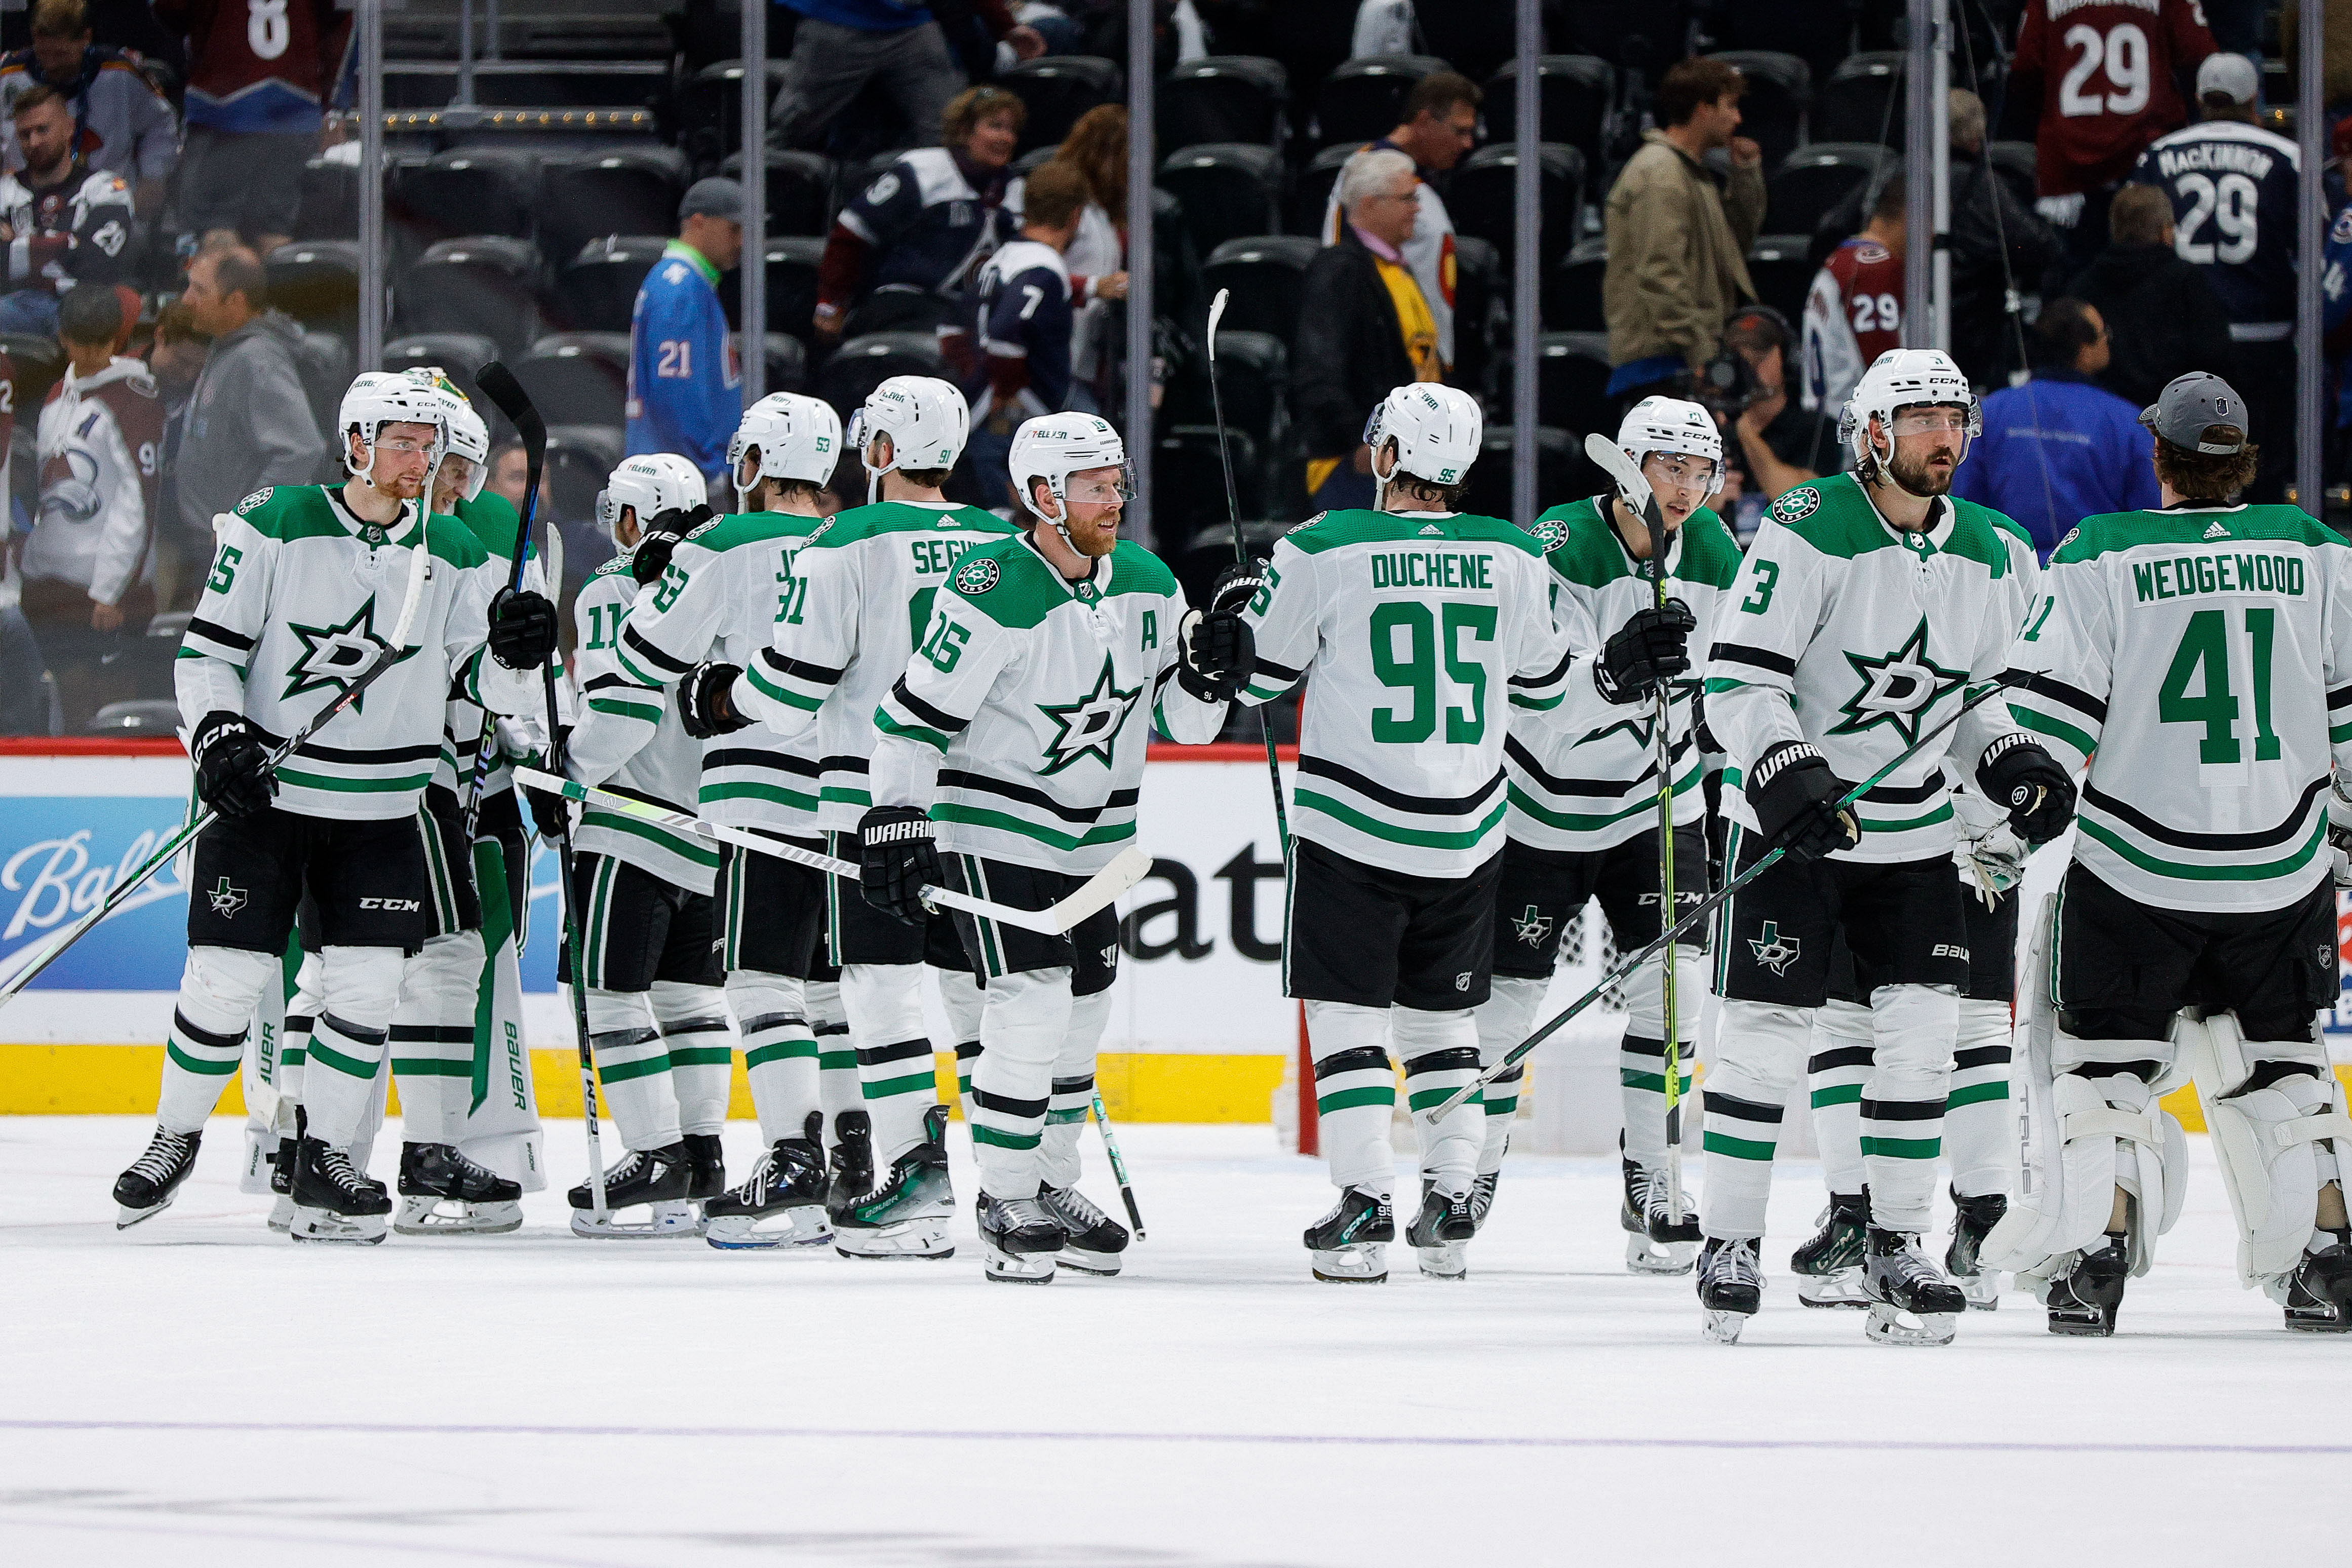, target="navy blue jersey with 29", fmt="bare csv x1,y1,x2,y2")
2132,119,2301,331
